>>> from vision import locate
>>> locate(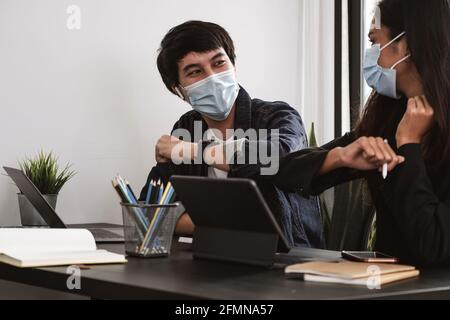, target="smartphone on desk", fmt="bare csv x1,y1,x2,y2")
342,251,399,263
